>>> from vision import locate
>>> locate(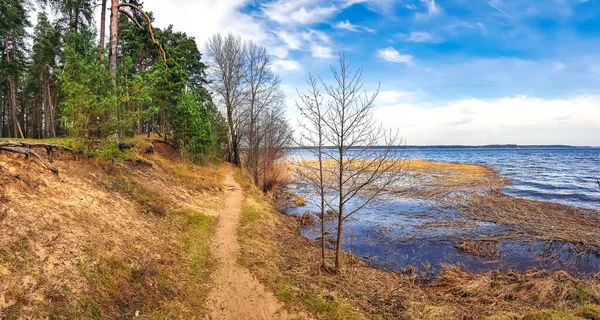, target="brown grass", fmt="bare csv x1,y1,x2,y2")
235,168,600,319
455,240,502,258
0,135,224,318
463,191,600,251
